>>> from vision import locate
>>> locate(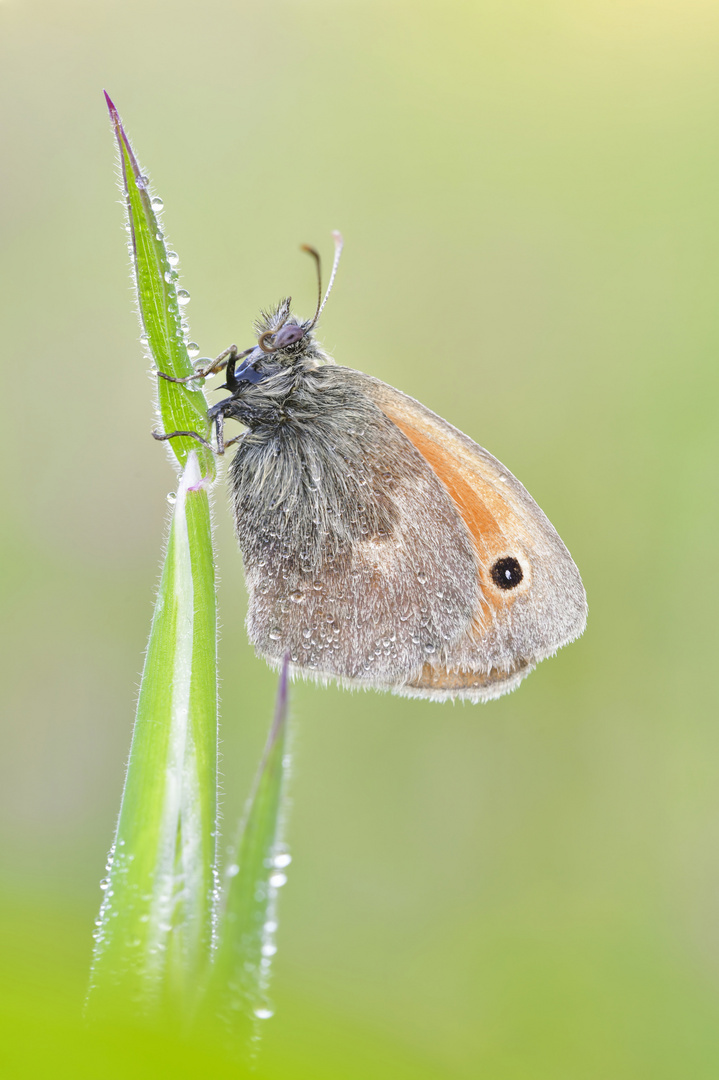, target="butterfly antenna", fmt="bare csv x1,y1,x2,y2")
303,231,344,330
300,243,323,328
